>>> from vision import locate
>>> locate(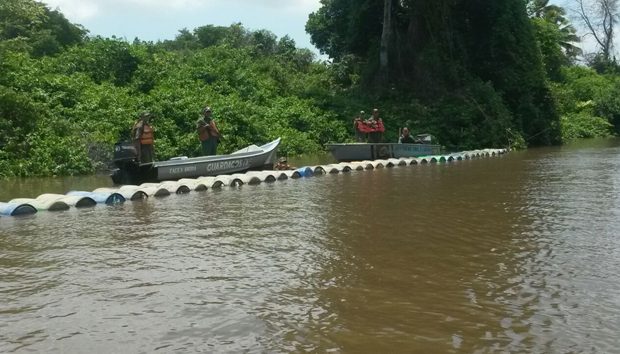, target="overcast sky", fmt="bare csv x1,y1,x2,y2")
40,0,323,52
